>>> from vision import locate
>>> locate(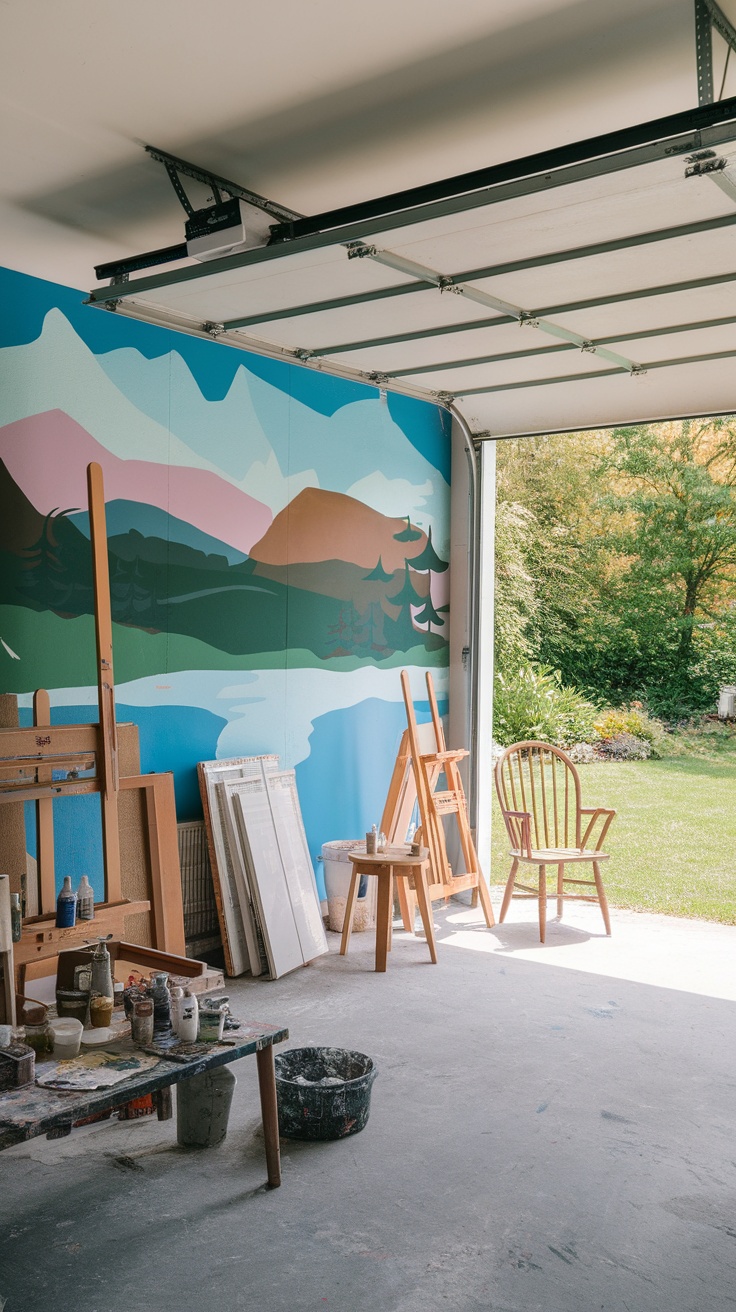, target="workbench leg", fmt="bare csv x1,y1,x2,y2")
155,1086,173,1121
256,1044,282,1189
